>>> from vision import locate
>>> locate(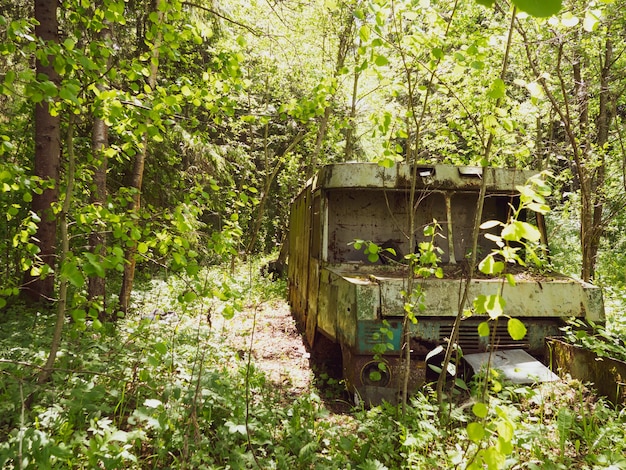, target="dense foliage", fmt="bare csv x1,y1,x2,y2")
1,263,626,469
1,0,626,468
